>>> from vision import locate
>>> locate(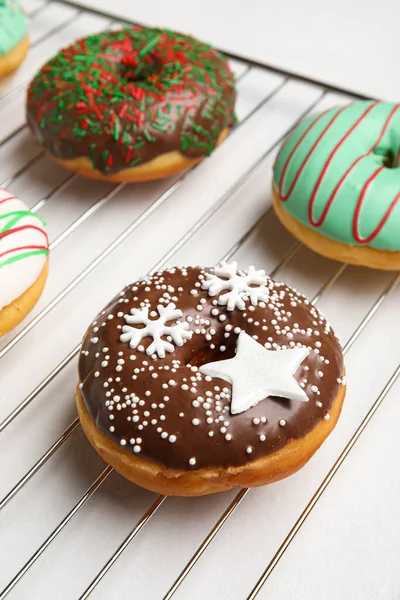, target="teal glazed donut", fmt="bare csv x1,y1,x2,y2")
272,101,400,269
0,0,27,56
